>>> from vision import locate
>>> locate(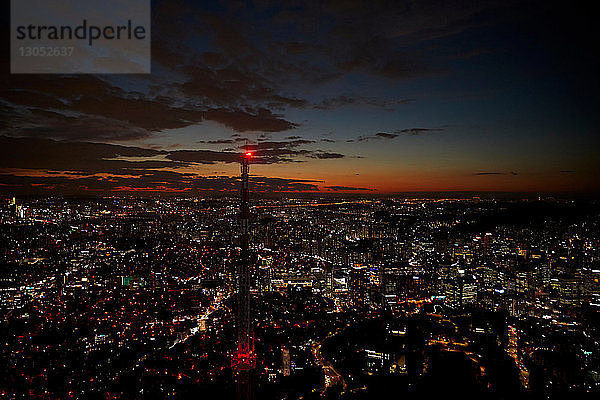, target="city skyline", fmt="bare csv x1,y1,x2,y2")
2,0,599,195
2,3,600,397
2,194,599,398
